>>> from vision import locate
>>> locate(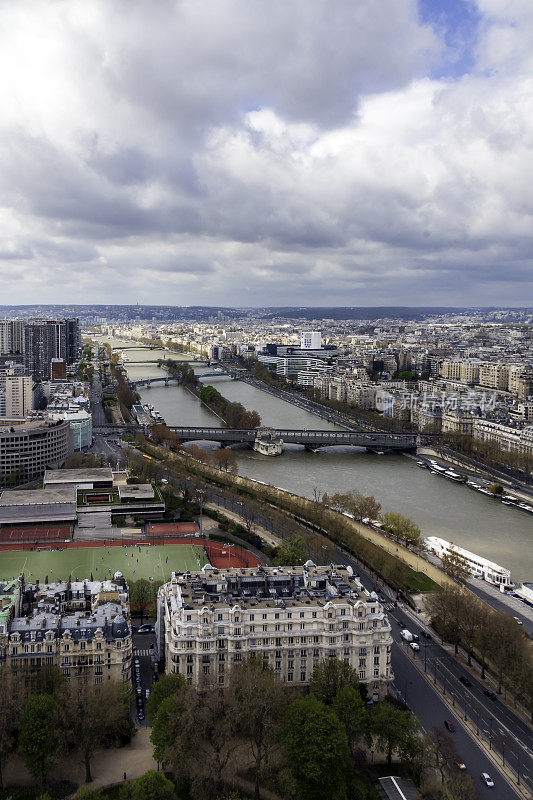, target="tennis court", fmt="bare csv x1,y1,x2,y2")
0,543,210,584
